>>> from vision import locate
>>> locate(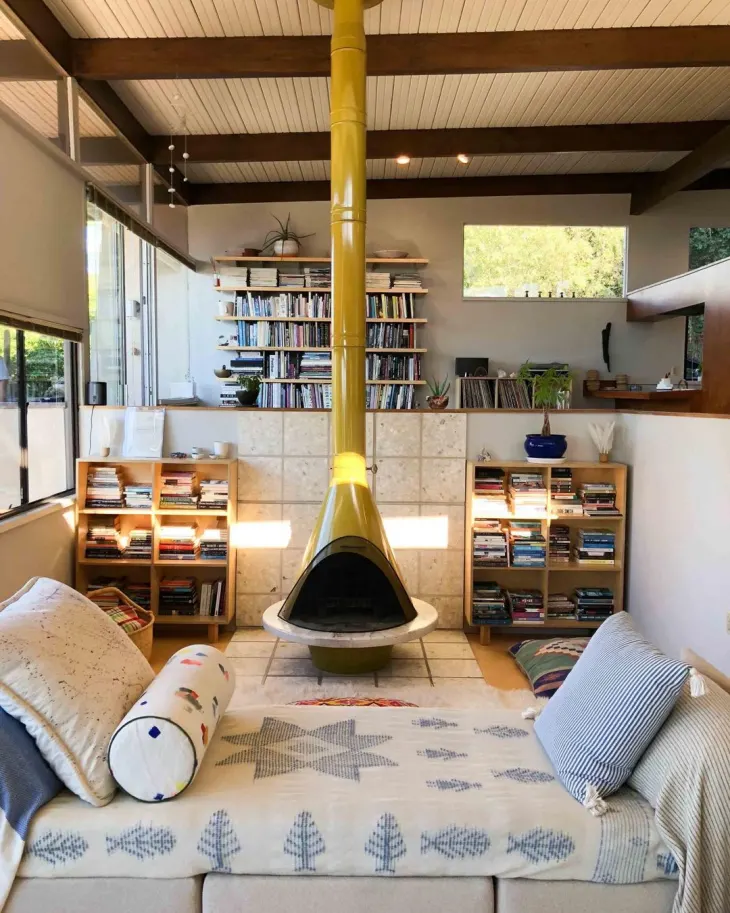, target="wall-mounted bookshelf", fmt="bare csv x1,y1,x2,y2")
464,460,626,644
456,375,573,410
75,458,237,644
213,255,429,410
